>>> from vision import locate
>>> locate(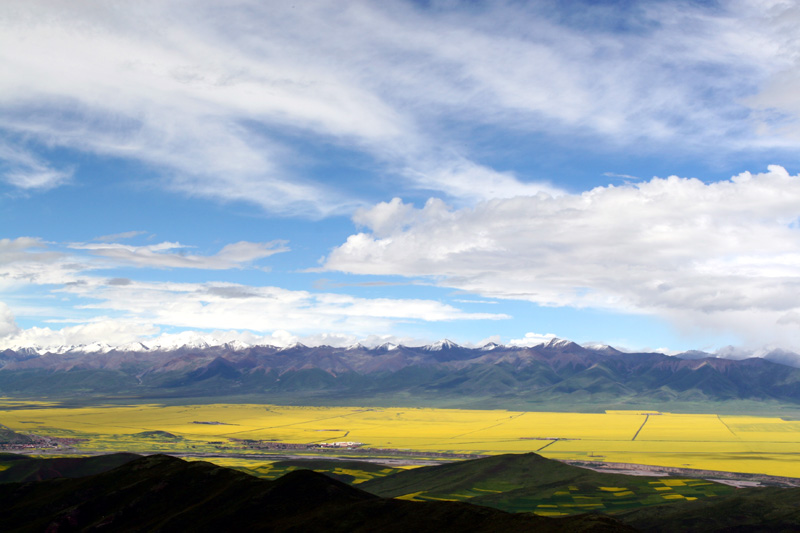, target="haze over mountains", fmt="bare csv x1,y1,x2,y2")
2,338,799,406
